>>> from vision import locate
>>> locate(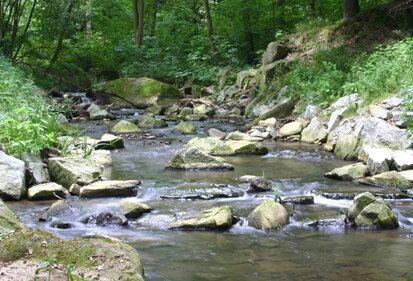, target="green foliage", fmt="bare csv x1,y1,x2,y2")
35,257,95,281
0,57,68,157
403,87,413,132
275,38,413,105
273,184,280,203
